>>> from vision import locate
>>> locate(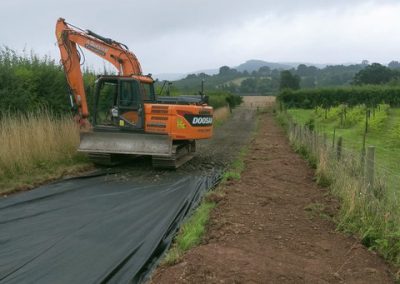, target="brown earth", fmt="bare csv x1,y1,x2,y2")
151,109,394,283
